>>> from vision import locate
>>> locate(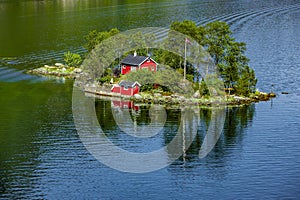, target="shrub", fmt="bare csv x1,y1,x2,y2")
199,79,210,97
97,76,112,84
64,51,82,67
